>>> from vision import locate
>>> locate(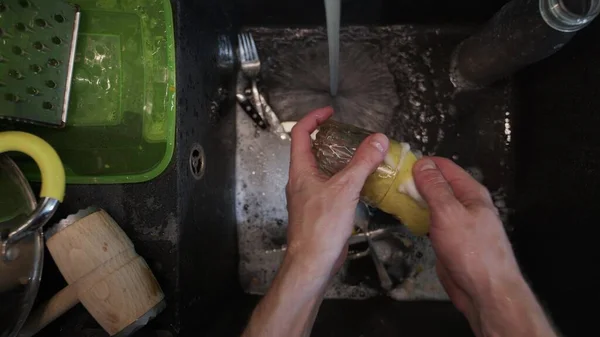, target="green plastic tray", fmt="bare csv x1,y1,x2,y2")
3,0,176,184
